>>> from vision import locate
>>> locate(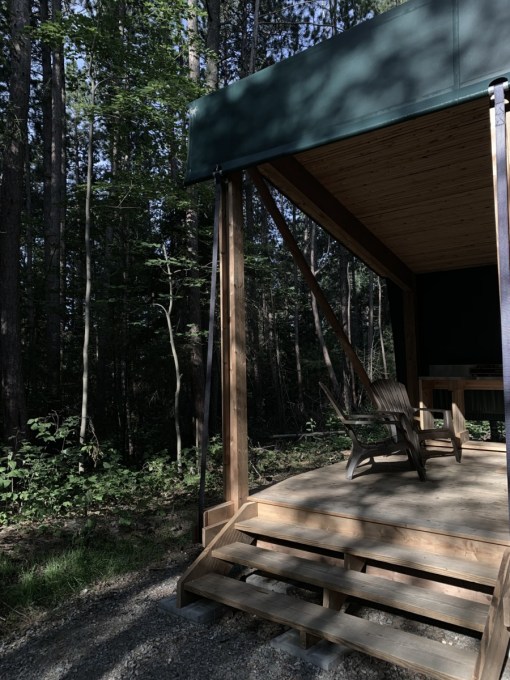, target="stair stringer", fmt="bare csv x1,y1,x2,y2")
473,548,510,680
176,500,258,607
